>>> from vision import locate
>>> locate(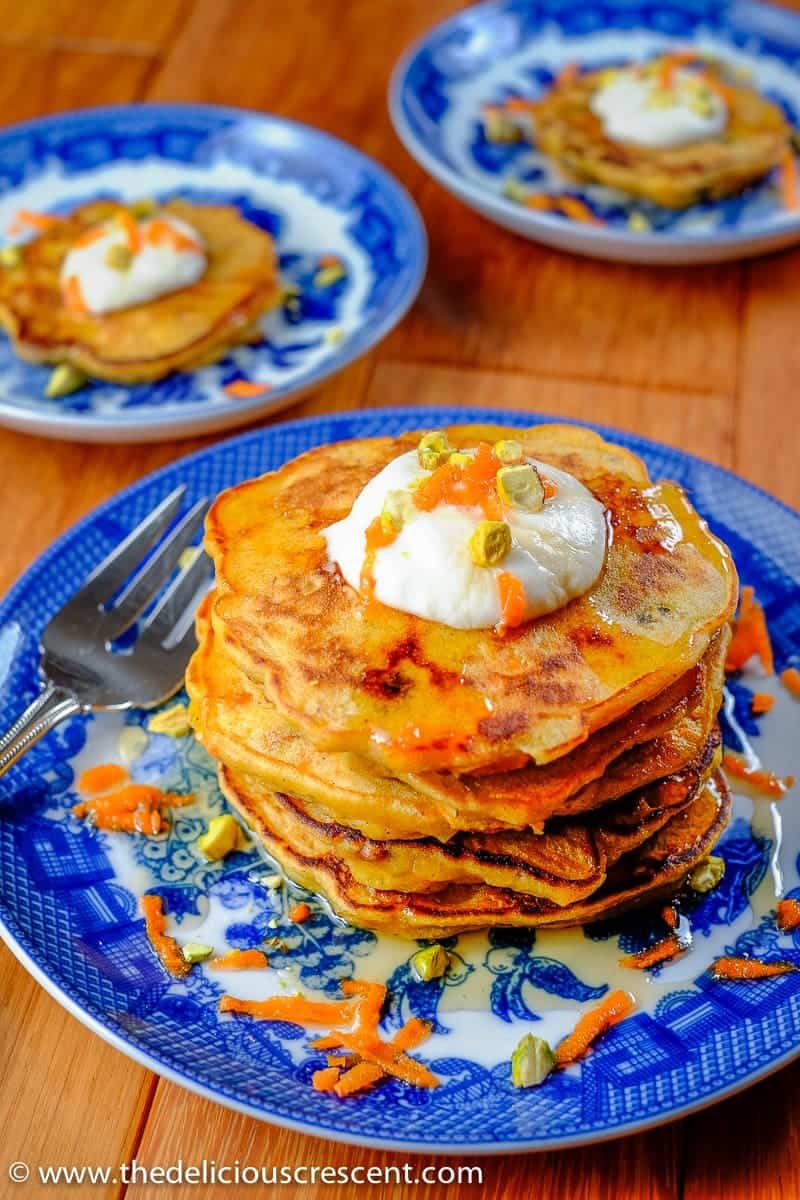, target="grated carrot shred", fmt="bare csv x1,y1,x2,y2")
554,989,635,1065
224,379,272,398
661,905,678,929
117,209,142,253
497,572,527,631
556,62,579,87
73,769,194,836
557,196,603,225
317,253,341,268
141,894,191,978
725,586,774,674
388,1017,432,1052
780,149,799,211
334,1061,385,1097
210,948,269,970
219,994,357,1024
523,193,555,212
10,209,59,235
78,763,129,794
751,691,774,715
74,225,108,249
64,274,88,314
290,902,312,924
312,1066,340,1092
781,667,800,699
658,49,698,91
710,956,796,980
776,899,800,932
505,96,532,113
723,750,793,798
620,934,687,970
